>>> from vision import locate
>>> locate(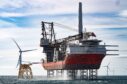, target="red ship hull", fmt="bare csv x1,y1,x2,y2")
42,54,105,70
